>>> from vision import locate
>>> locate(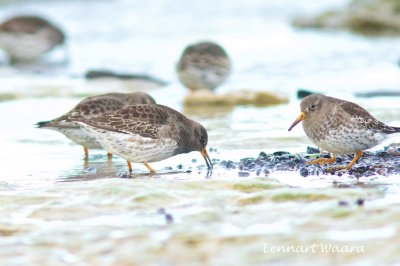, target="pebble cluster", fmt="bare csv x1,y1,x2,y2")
219,146,400,178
